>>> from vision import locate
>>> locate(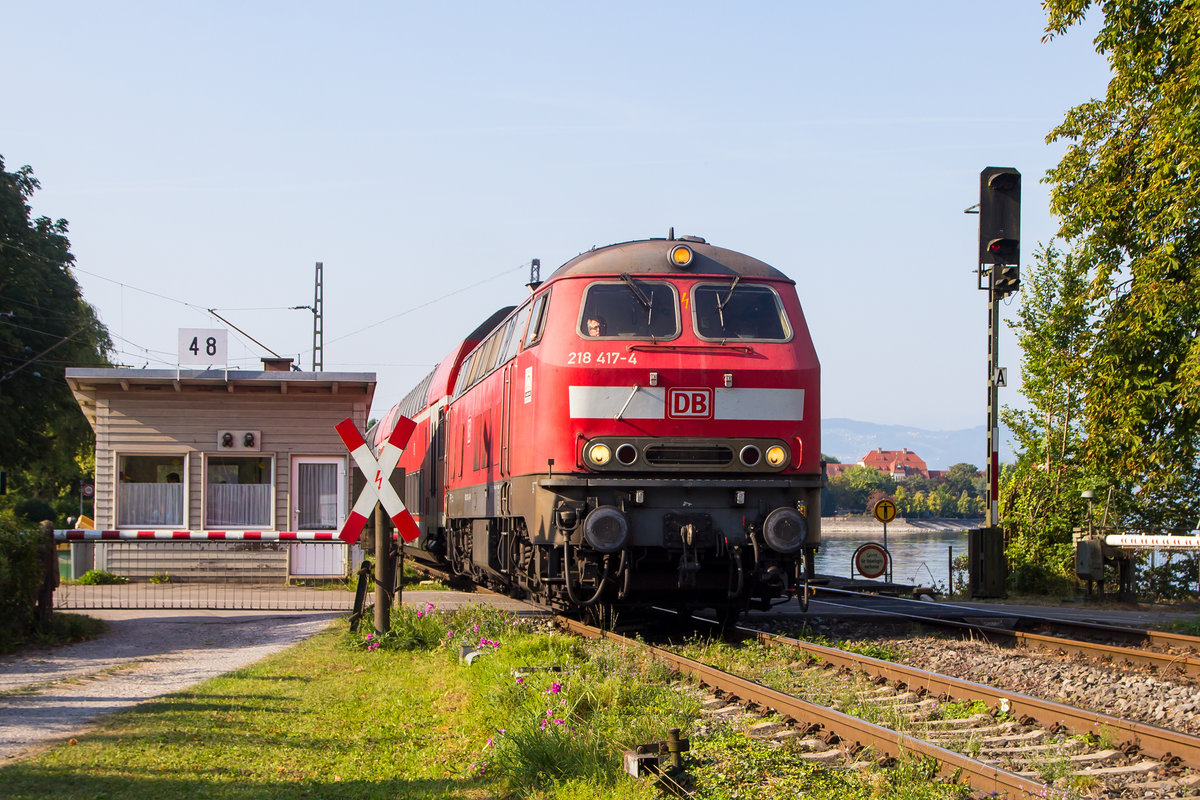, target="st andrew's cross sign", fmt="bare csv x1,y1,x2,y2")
335,417,421,545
